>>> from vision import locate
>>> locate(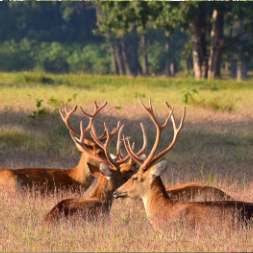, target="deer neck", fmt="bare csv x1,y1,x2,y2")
90,176,115,212
68,153,95,189
142,177,173,228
